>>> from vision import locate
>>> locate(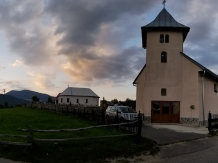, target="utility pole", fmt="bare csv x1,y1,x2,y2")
3,89,5,107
